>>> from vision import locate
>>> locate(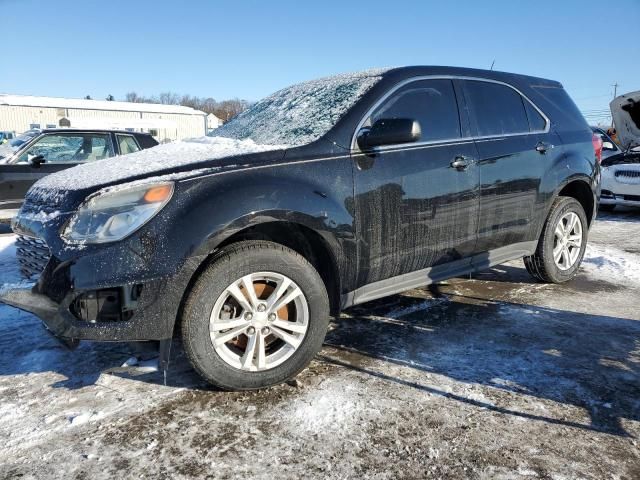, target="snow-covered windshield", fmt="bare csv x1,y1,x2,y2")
210,68,389,146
